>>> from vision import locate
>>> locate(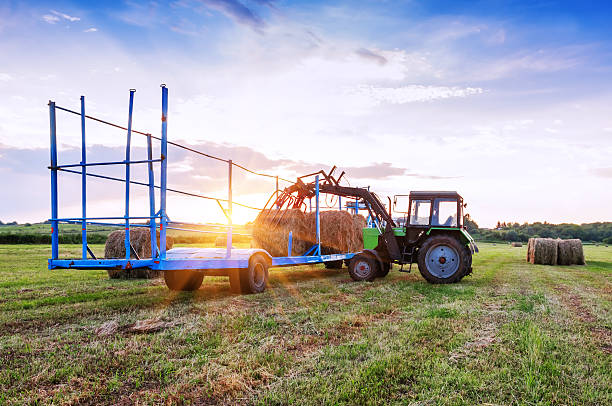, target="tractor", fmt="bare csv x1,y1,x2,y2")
270,169,478,284
350,191,478,284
